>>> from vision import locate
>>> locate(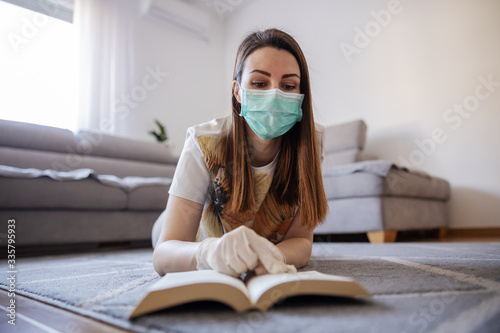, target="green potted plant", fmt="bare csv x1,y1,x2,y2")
149,119,168,143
